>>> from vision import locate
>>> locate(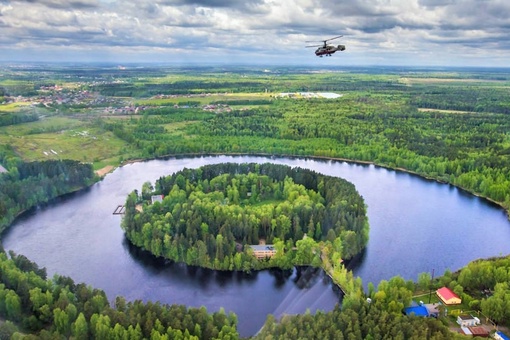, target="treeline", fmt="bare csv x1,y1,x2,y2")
91,80,270,97
210,99,273,106
0,112,39,127
122,163,368,271
96,92,510,211
0,250,239,339
0,157,96,231
410,85,510,114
